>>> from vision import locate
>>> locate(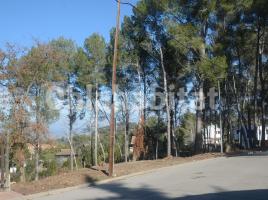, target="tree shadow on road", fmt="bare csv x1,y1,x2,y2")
84,175,98,186
172,189,268,200
80,177,268,200
81,181,169,200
